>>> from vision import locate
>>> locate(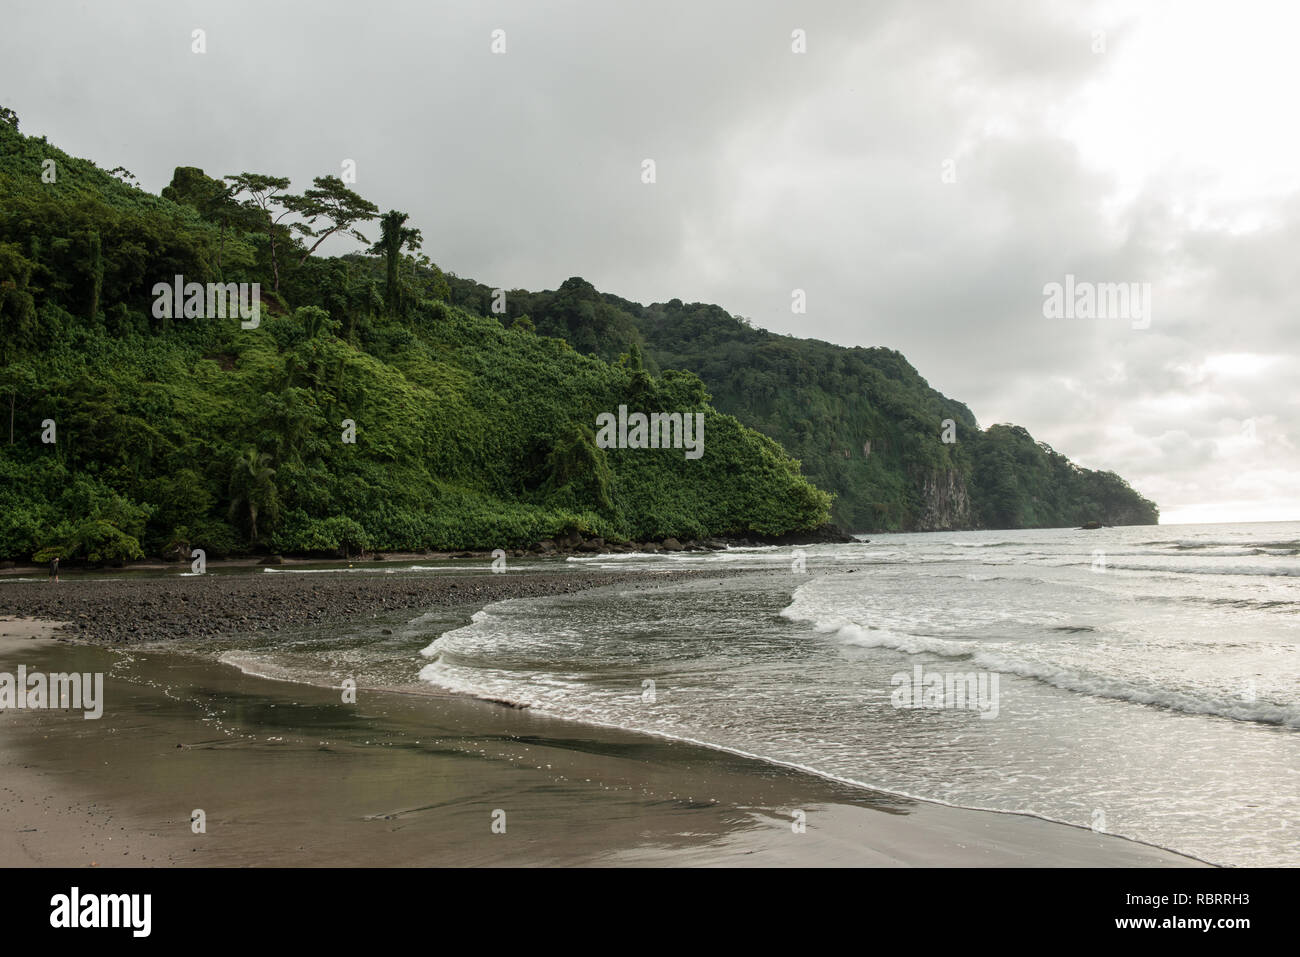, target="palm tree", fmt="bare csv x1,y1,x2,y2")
228,449,279,544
